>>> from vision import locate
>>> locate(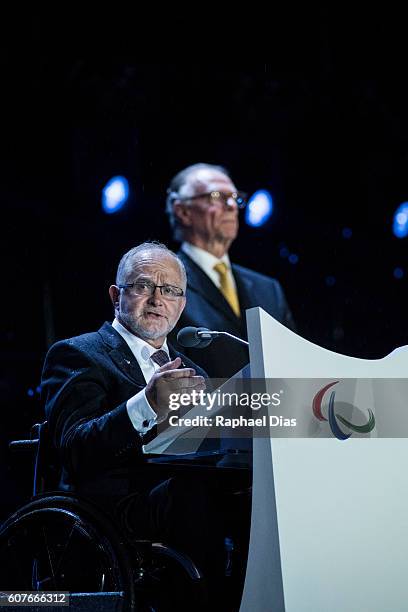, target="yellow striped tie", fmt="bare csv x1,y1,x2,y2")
213,262,241,317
